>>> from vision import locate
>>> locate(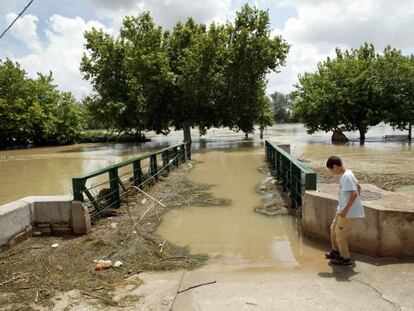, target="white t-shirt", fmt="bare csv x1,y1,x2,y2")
338,170,365,218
